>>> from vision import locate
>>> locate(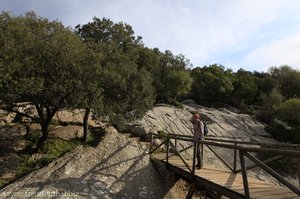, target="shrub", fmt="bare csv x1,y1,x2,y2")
275,98,300,126
265,123,300,144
